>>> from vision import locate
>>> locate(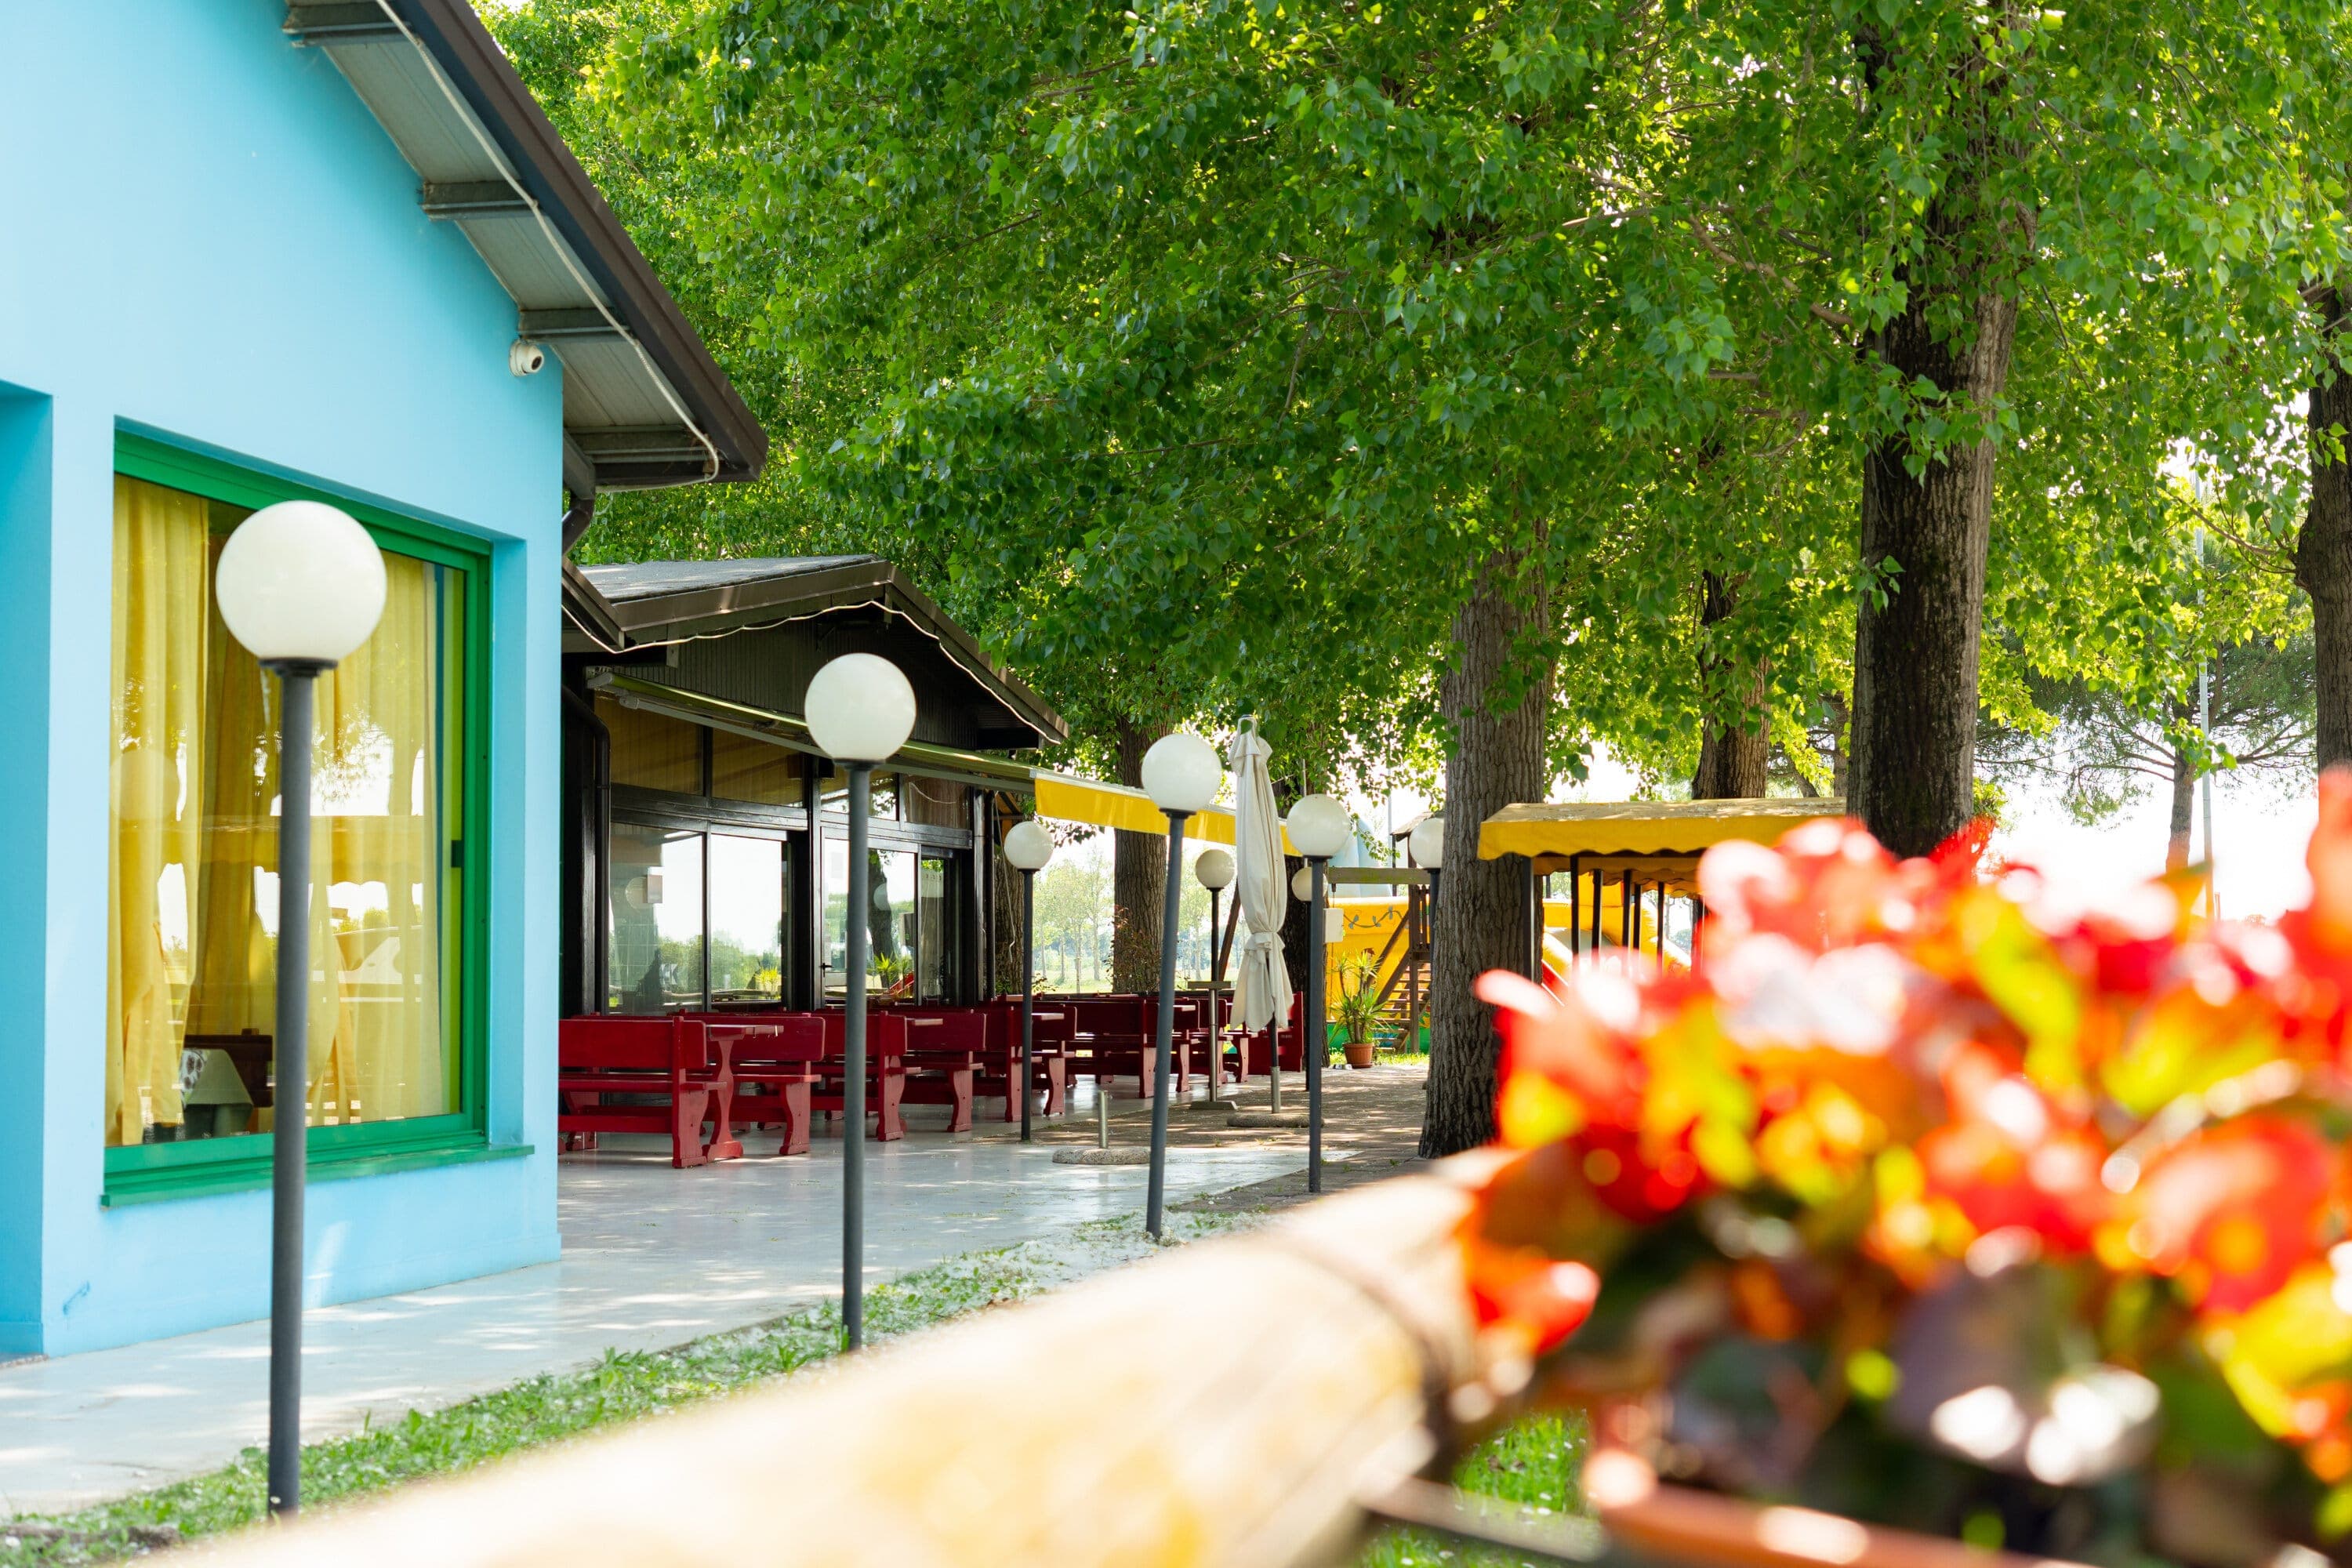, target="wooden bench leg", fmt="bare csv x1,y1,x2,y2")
1044,1056,1067,1117
706,1074,744,1162
946,1067,974,1133
777,1079,812,1156
873,1069,906,1142
671,1086,712,1169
